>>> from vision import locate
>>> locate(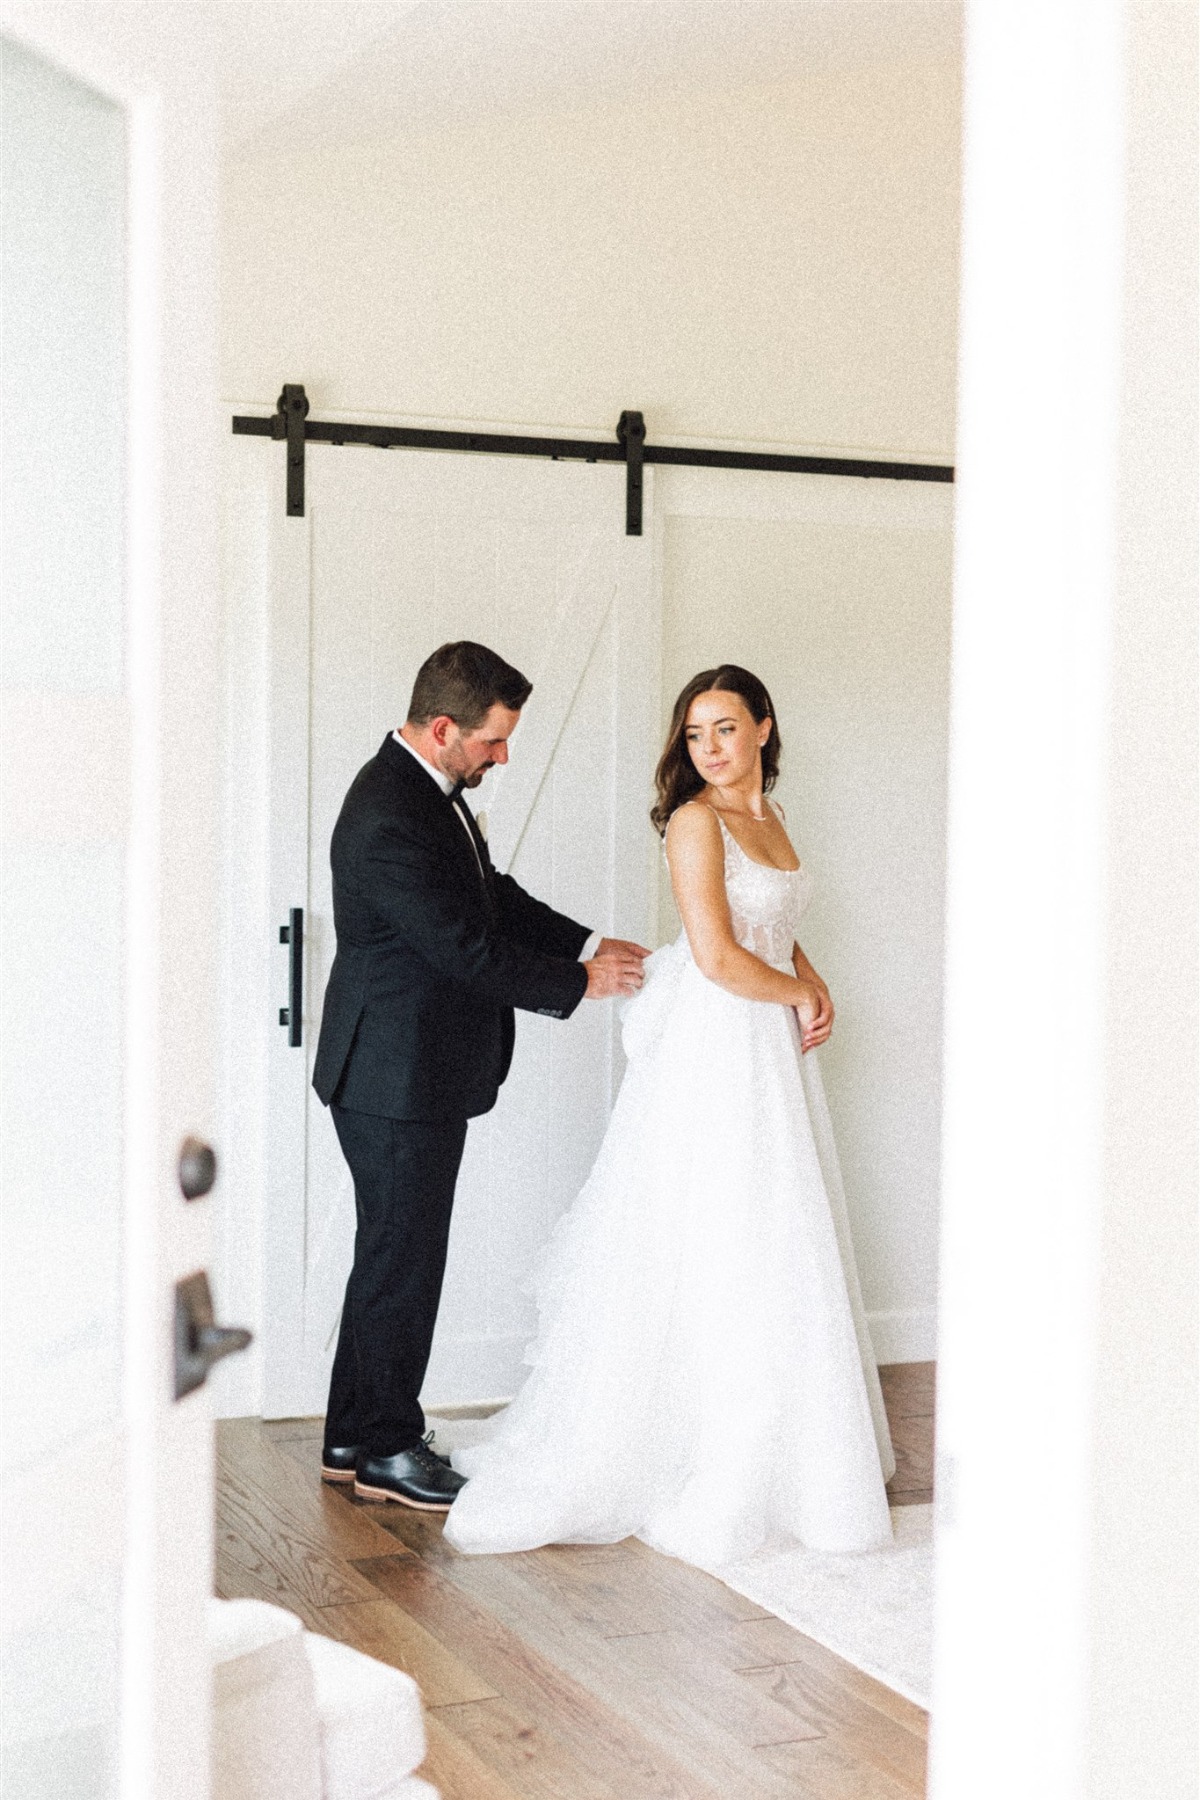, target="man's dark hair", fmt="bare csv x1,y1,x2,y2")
406,641,532,731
